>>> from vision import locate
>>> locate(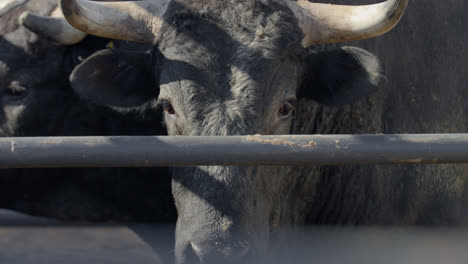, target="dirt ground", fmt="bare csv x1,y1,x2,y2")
1,209,468,264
